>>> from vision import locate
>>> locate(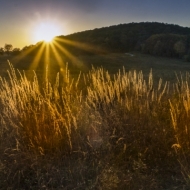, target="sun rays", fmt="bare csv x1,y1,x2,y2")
13,36,108,83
